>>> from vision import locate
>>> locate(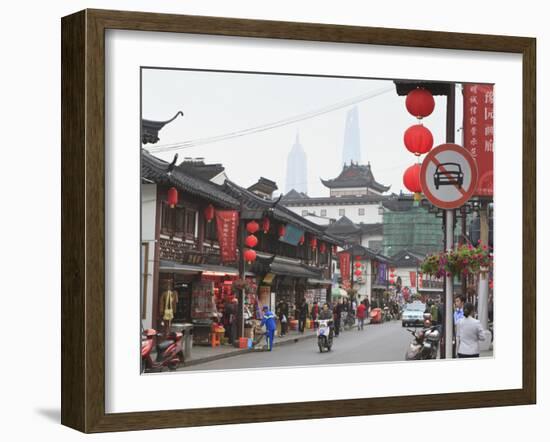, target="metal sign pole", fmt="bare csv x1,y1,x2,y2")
445,209,455,359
